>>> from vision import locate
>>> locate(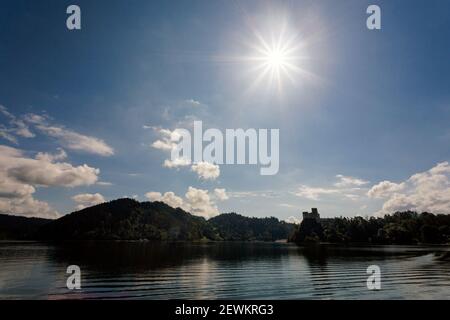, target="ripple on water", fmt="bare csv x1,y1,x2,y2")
0,242,449,299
